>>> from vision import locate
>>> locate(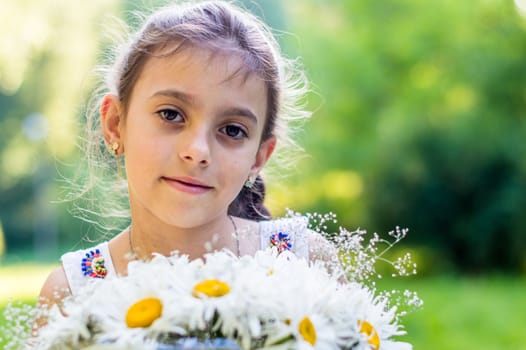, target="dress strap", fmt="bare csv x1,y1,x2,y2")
61,242,116,295
259,216,309,260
